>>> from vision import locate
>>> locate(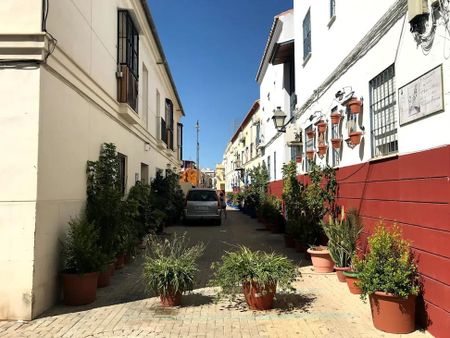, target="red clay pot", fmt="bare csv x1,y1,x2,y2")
334,266,351,283
316,121,327,133
306,150,315,160
242,282,276,310
306,130,315,139
343,271,362,294
348,99,362,114
307,246,335,273
115,253,125,270
62,272,99,305
349,131,362,145
97,263,115,288
331,138,342,149
295,155,302,163
160,291,182,307
330,112,342,124
369,292,416,334
124,252,133,265
318,144,328,156
284,234,295,248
